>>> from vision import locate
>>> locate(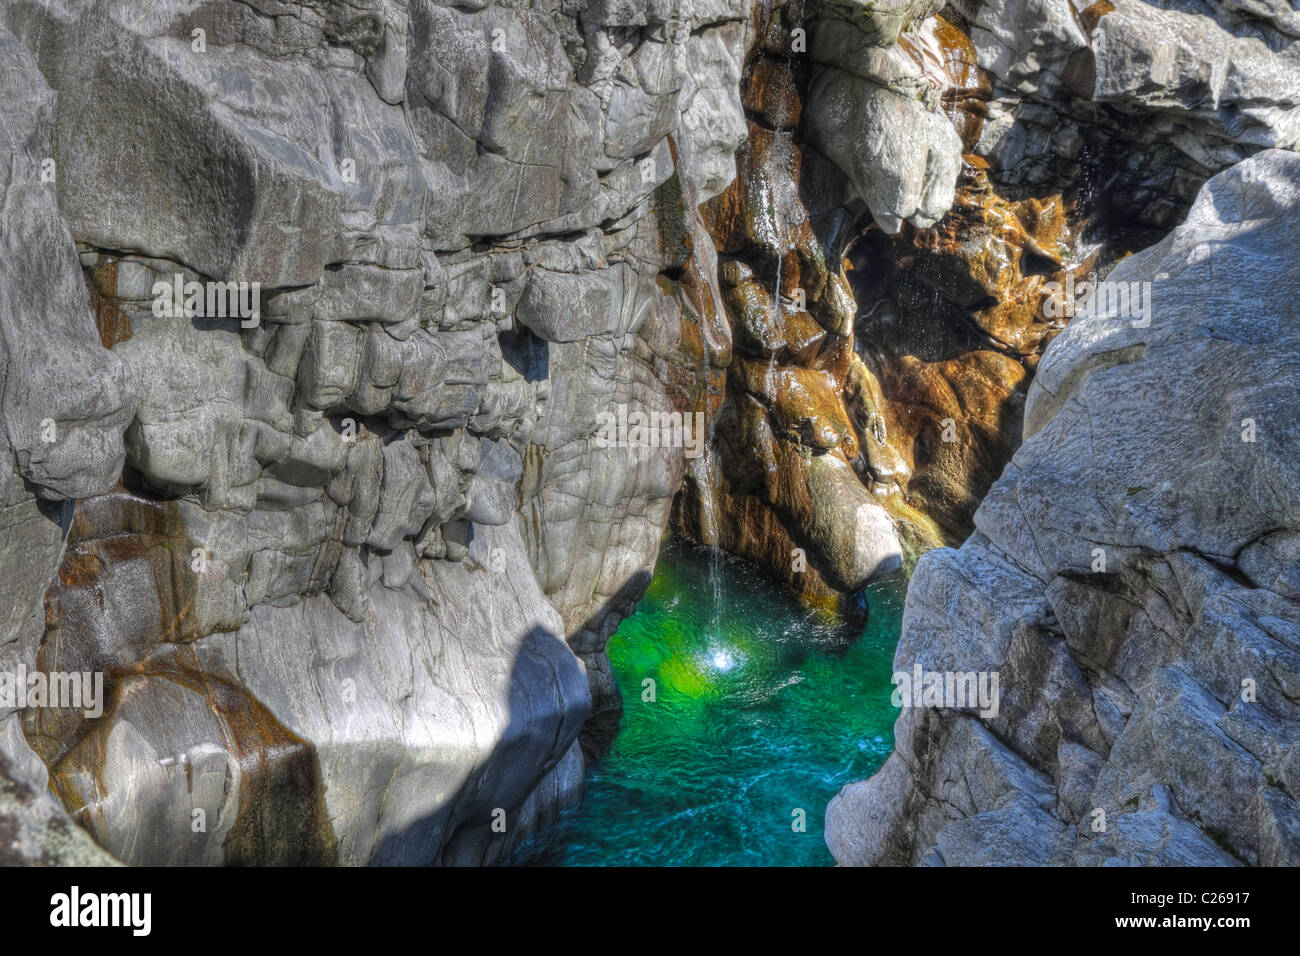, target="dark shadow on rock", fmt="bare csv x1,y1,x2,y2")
372,621,591,866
